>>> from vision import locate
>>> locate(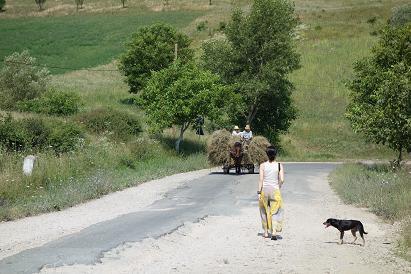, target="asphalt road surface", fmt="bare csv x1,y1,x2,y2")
0,163,409,274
